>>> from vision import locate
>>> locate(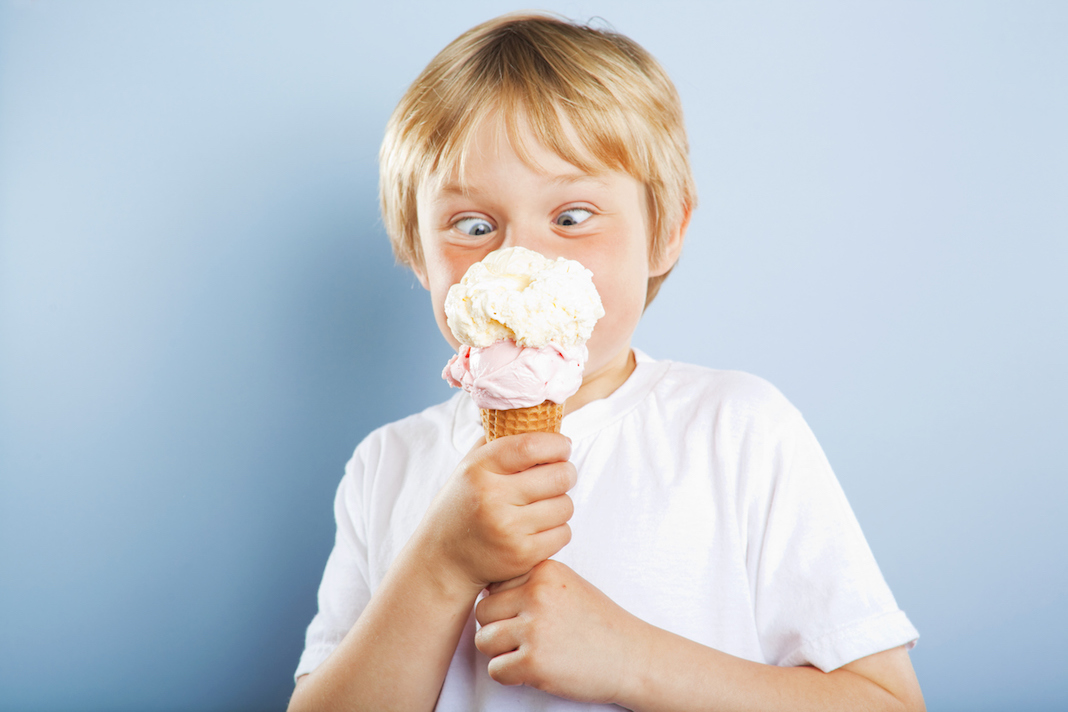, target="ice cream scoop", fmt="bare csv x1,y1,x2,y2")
444,246,603,351
443,340,586,410
442,246,604,437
